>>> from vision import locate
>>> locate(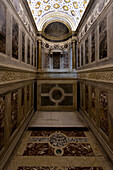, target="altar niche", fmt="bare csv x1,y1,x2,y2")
53,52,62,69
